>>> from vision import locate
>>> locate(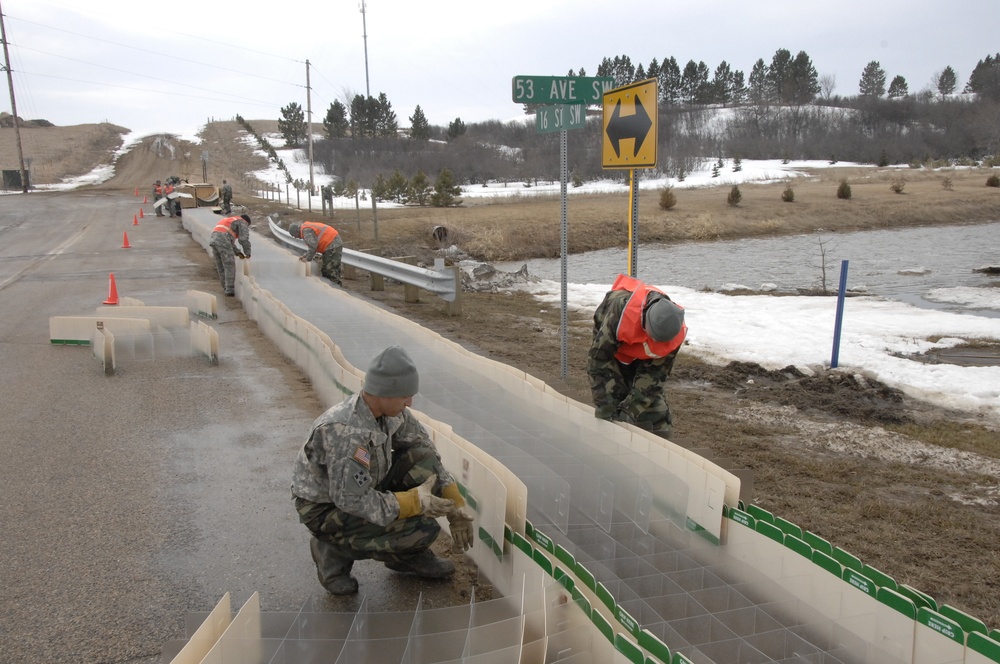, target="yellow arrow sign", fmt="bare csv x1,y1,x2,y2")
602,78,658,169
